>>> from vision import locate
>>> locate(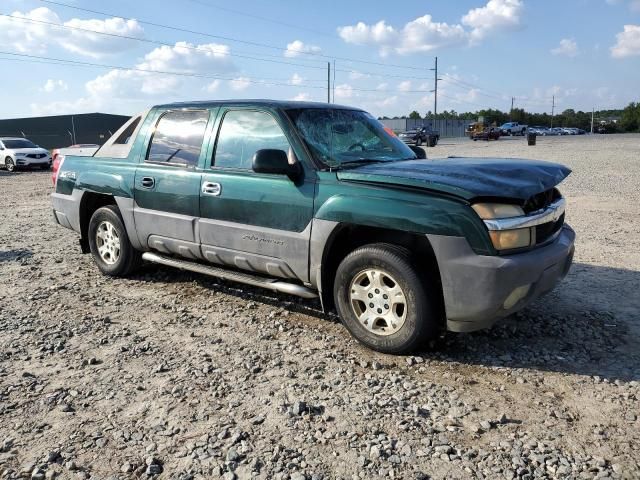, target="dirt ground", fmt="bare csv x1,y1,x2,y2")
0,133,639,480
